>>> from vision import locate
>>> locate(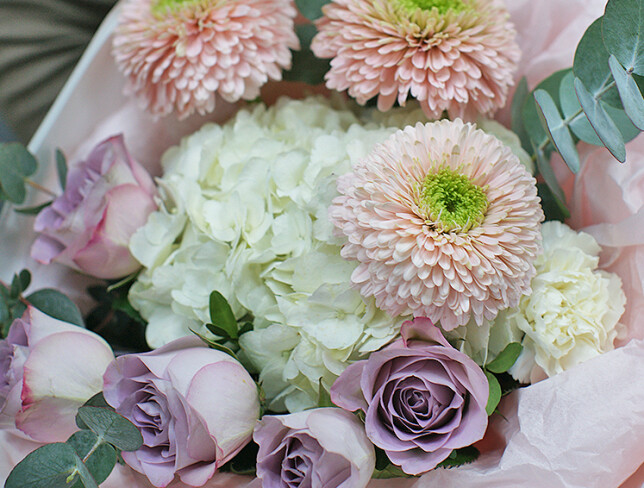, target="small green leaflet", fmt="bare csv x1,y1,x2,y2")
485,342,523,374
76,407,143,452
485,371,502,416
